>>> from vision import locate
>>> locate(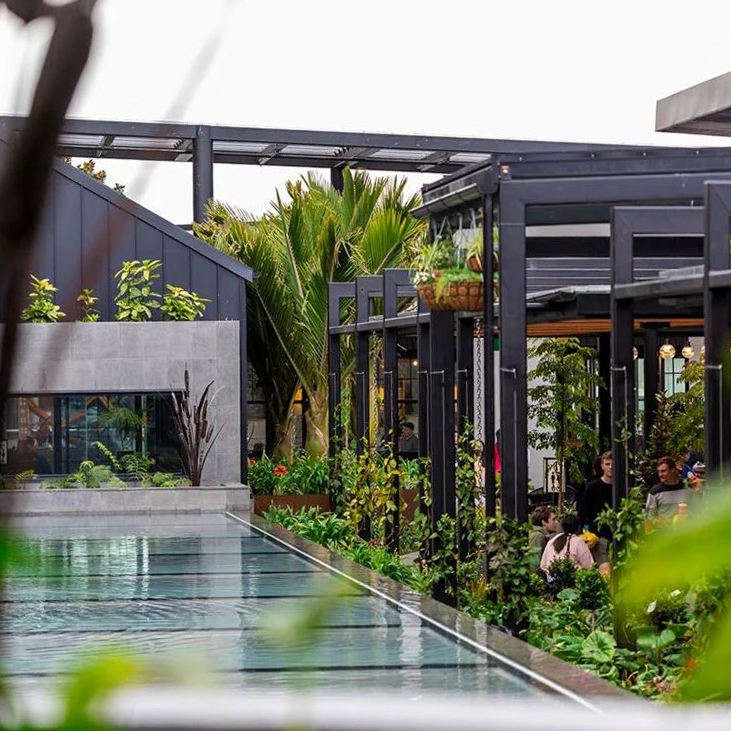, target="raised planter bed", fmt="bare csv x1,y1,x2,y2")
0,484,250,516
252,493,330,516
